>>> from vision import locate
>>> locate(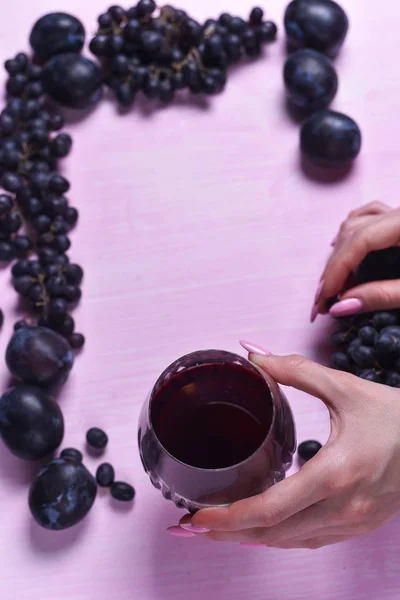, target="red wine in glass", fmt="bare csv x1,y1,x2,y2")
138,350,296,512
